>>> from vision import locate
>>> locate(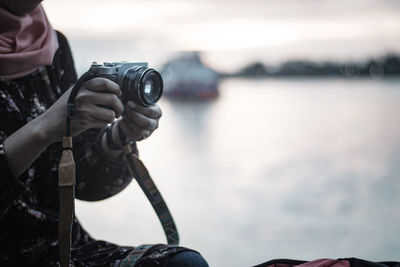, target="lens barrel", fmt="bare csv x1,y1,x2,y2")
121,66,163,106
